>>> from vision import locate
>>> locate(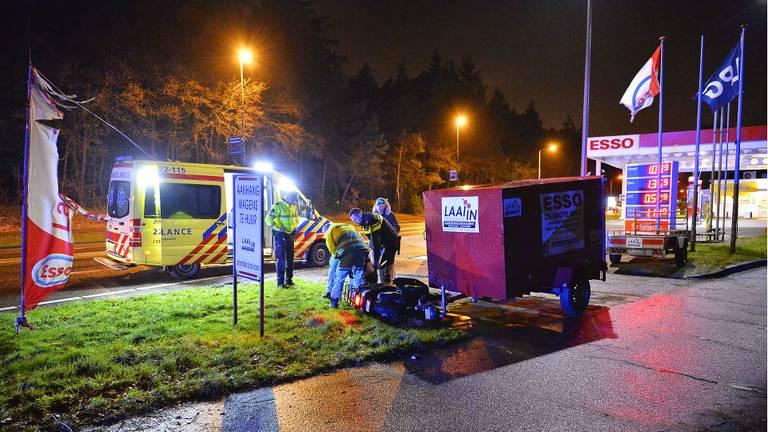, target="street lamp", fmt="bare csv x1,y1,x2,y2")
238,48,254,165
538,142,558,179
455,115,467,182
